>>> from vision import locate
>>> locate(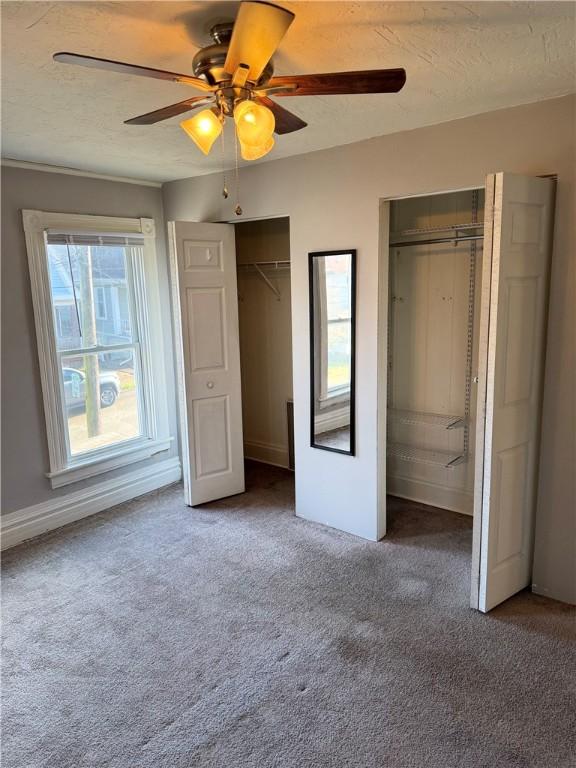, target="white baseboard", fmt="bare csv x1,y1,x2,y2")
244,440,289,469
387,474,473,516
1,457,182,550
